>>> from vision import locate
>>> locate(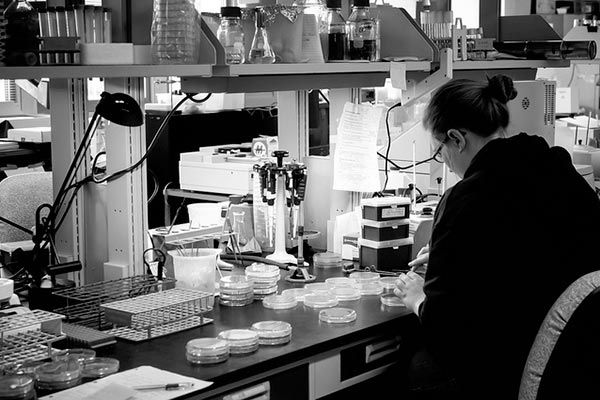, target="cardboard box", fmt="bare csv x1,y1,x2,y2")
7,127,51,143
342,232,360,260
